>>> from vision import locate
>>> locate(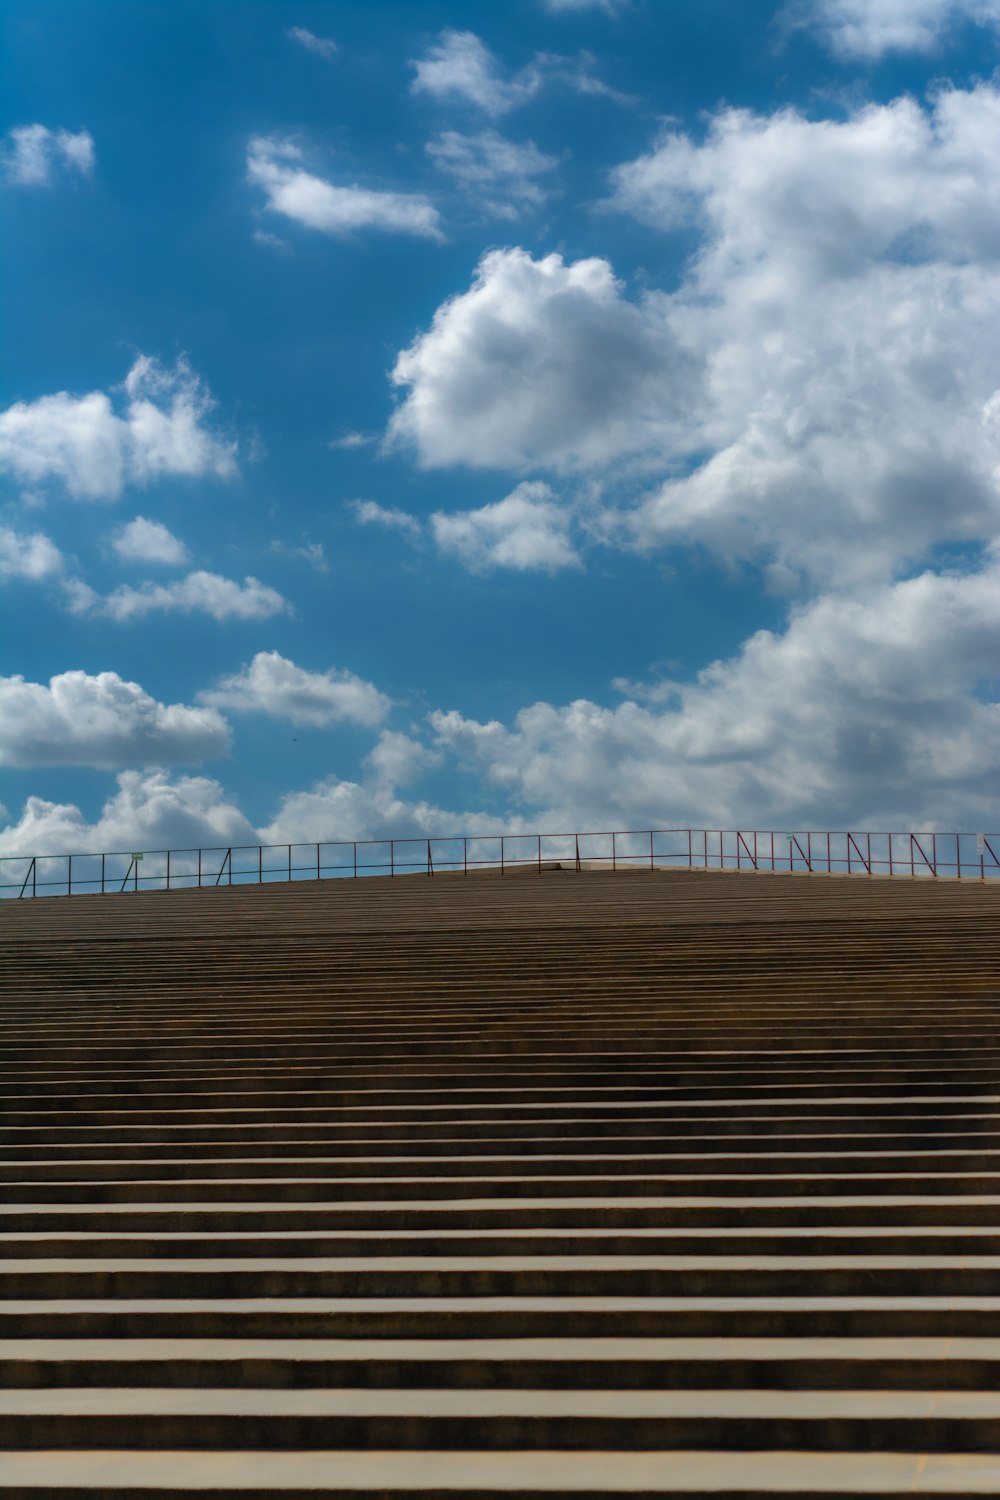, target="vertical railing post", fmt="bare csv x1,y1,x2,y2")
258,845,263,883
649,830,654,872
316,843,321,881
576,834,581,874
390,840,394,878
613,831,617,873
463,837,468,877
354,842,358,879
910,835,915,879
956,833,961,880
888,835,893,878
501,836,505,875
102,853,106,894
538,834,541,874
847,837,851,876
198,848,202,887
287,845,292,882
68,855,72,896
687,829,691,871
166,851,170,891
867,833,872,877
932,833,937,878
